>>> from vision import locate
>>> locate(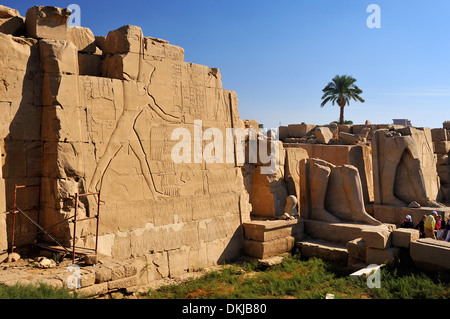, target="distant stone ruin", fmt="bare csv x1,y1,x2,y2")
0,4,449,296
278,121,450,272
